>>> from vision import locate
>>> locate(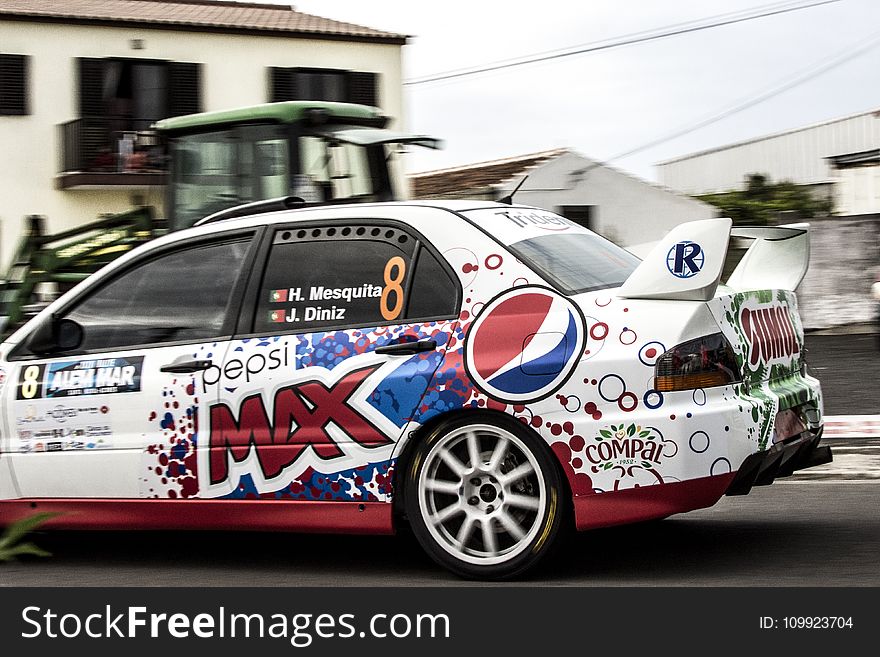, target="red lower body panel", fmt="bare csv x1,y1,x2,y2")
1,474,734,536
0,499,394,535
573,473,736,531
